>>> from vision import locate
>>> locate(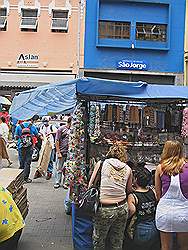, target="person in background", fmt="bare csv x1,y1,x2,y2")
54,117,71,189
0,117,12,167
10,117,18,140
0,117,9,143
0,185,25,250
127,168,160,250
155,141,188,250
39,117,57,180
15,119,39,183
88,144,132,250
